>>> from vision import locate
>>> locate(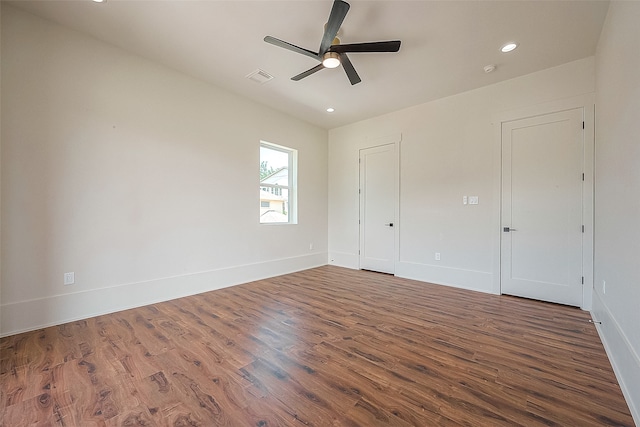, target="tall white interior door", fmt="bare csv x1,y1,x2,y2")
359,144,396,274
501,108,584,307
